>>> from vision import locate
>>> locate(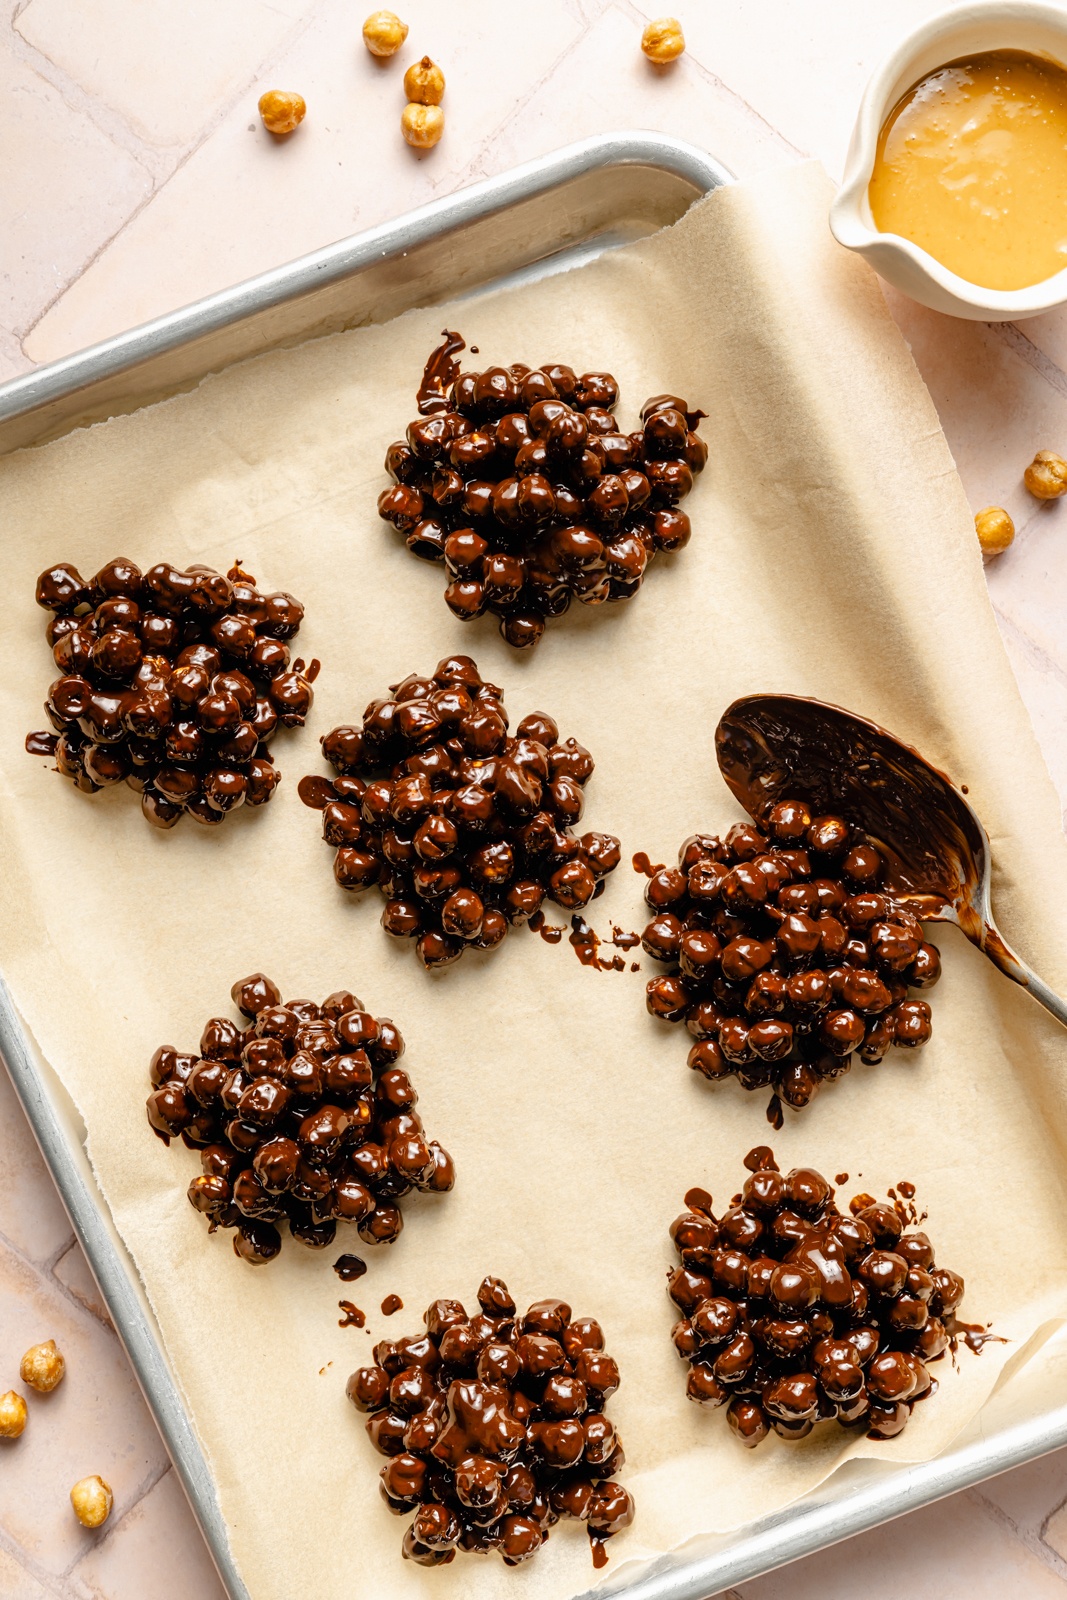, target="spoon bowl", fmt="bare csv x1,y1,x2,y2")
715,693,1067,1030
